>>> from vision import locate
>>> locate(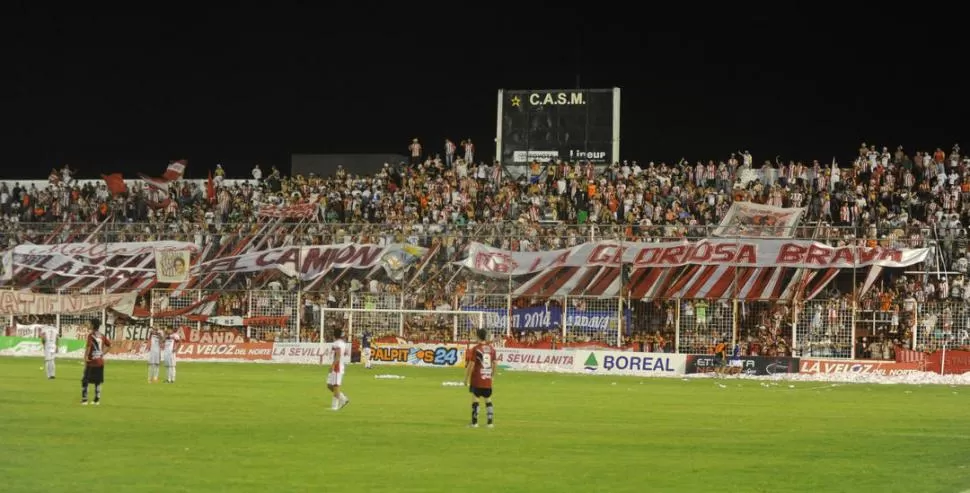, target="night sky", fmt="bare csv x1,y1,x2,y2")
6,6,965,180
